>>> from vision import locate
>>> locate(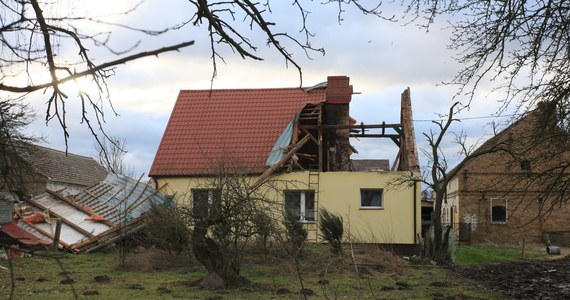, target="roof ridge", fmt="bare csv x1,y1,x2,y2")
32,144,96,160
178,87,309,92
